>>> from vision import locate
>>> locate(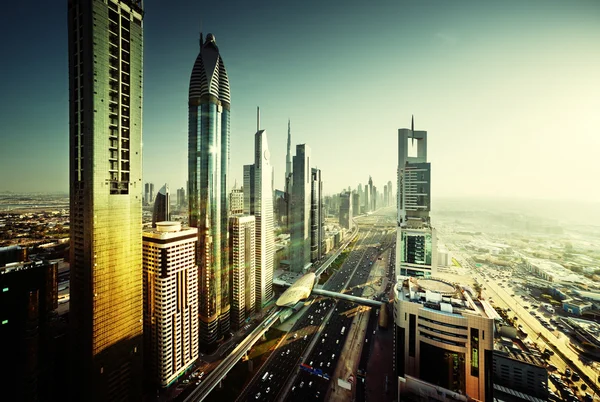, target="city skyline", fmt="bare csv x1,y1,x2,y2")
2,1,599,202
